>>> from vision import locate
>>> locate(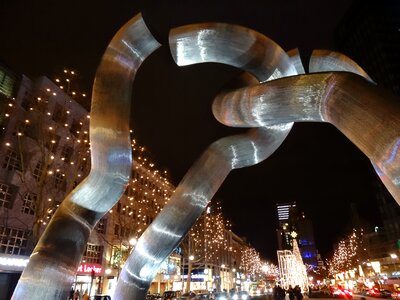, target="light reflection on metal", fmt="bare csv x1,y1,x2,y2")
113,22,298,299
11,12,399,300
213,72,400,205
12,14,161,299
287,48,306,75
309,49,374,83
